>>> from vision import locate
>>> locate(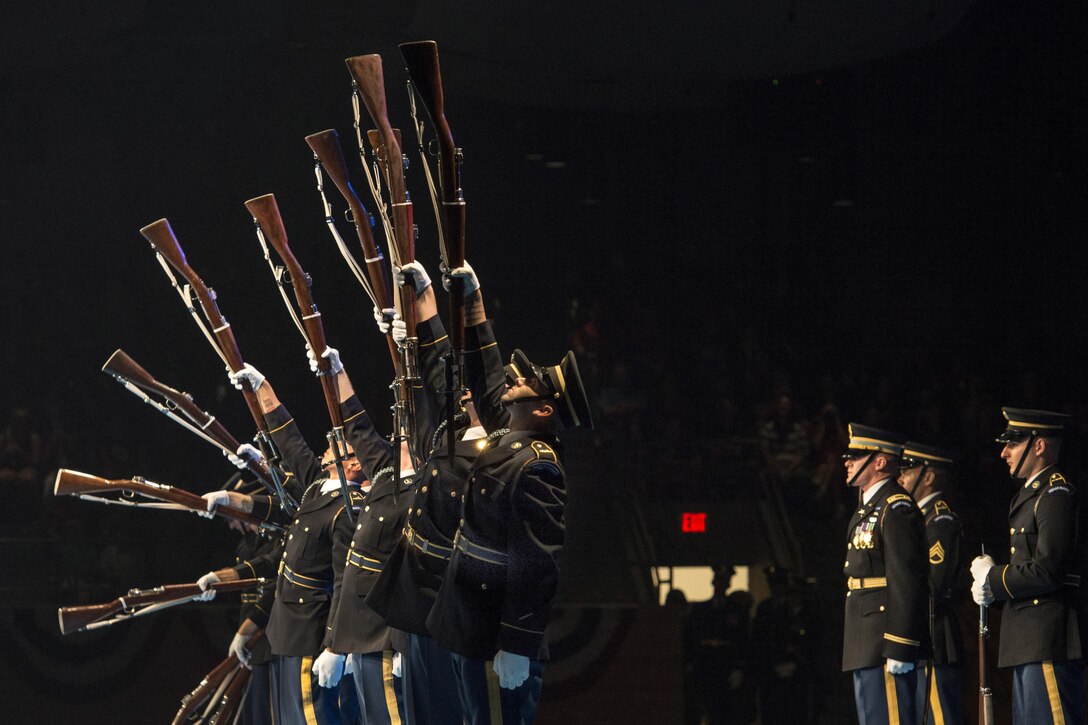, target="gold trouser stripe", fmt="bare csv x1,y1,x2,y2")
301,656,319,725
1042,661,1066,725
928,664,945,725
382,650,403,725
884,668,901,725
486,660,504,725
